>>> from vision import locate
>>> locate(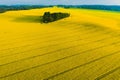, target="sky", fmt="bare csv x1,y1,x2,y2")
0,0,120,5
